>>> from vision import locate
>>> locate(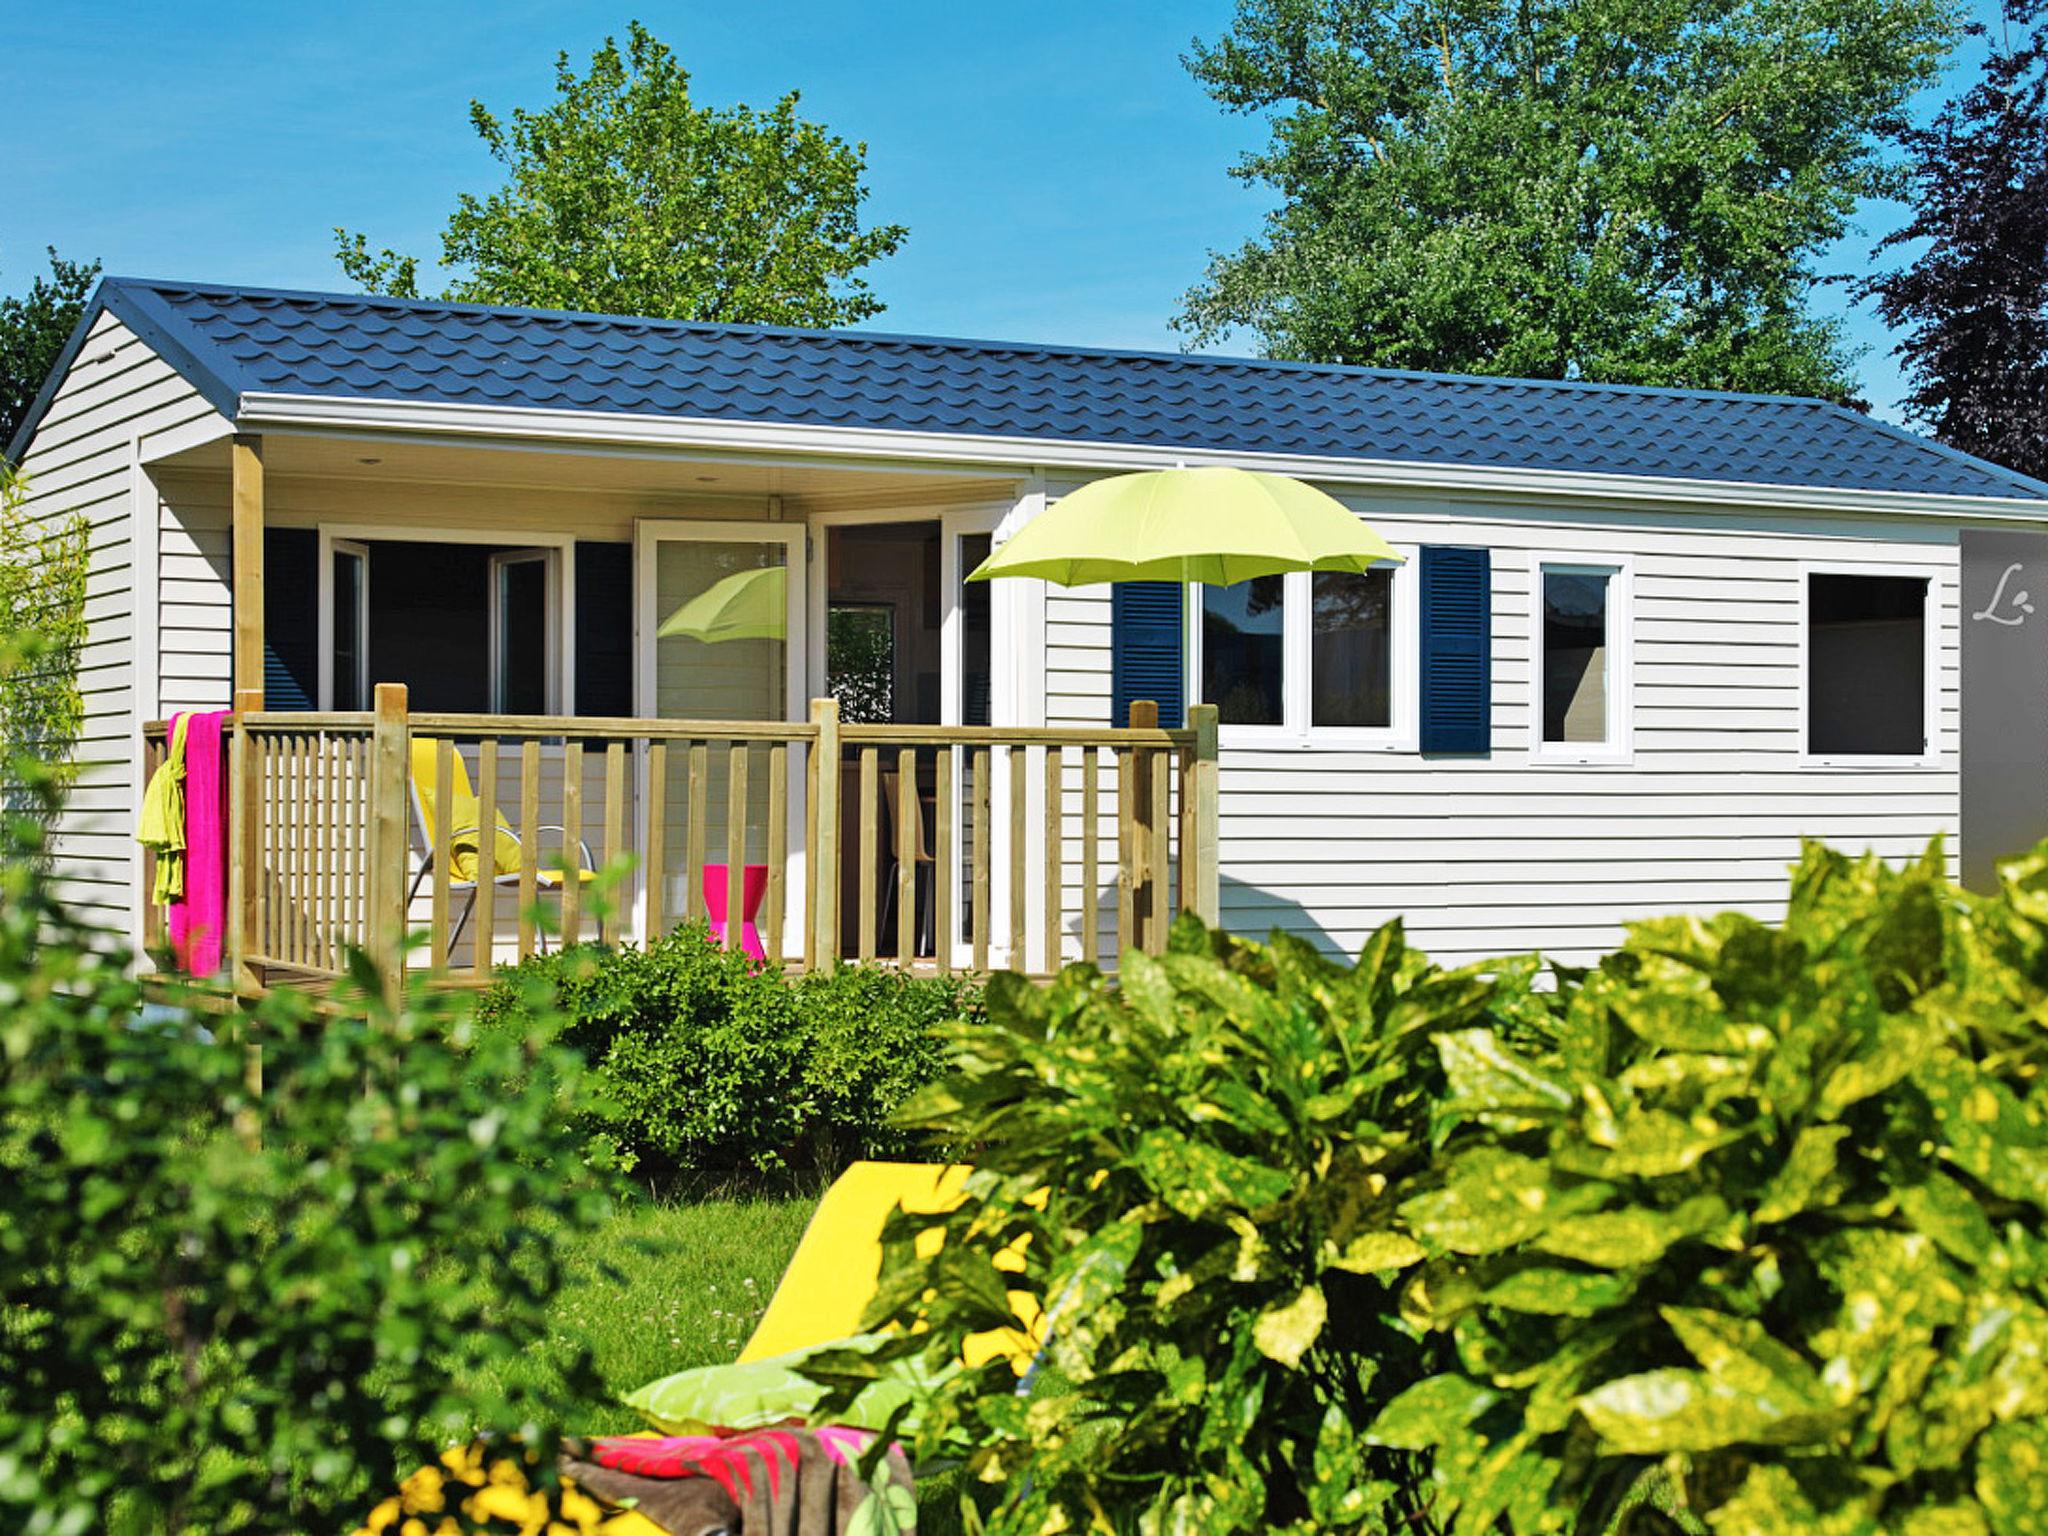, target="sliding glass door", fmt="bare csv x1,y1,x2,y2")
635,521,808,936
